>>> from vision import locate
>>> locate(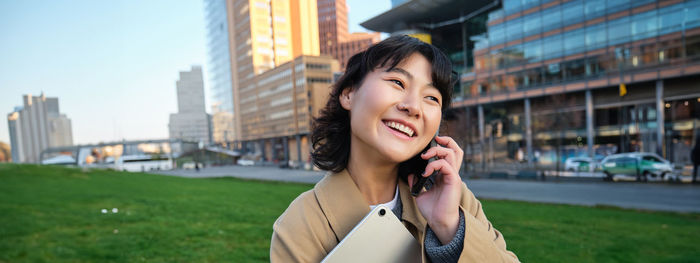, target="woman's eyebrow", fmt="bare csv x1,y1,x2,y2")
385,67,413,81
386,67,436,88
